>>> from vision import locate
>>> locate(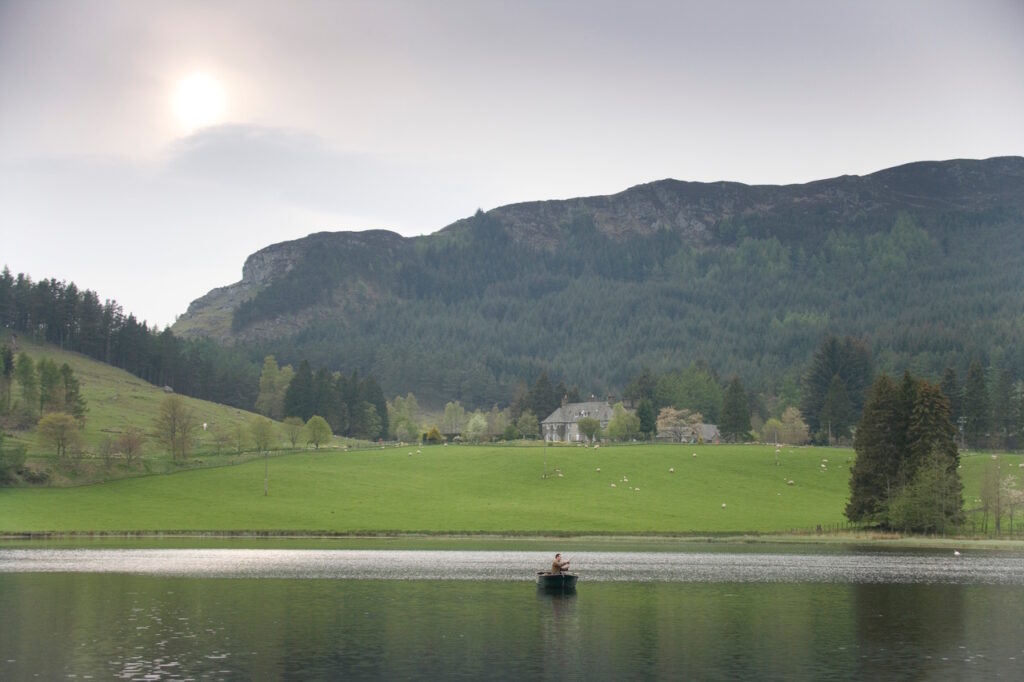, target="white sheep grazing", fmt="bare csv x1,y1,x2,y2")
787,480,795,486
596,467,601,472
634,488,640,492
721,503,727,508
669,467,675,473
610,483,617,488
692,452,697,457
